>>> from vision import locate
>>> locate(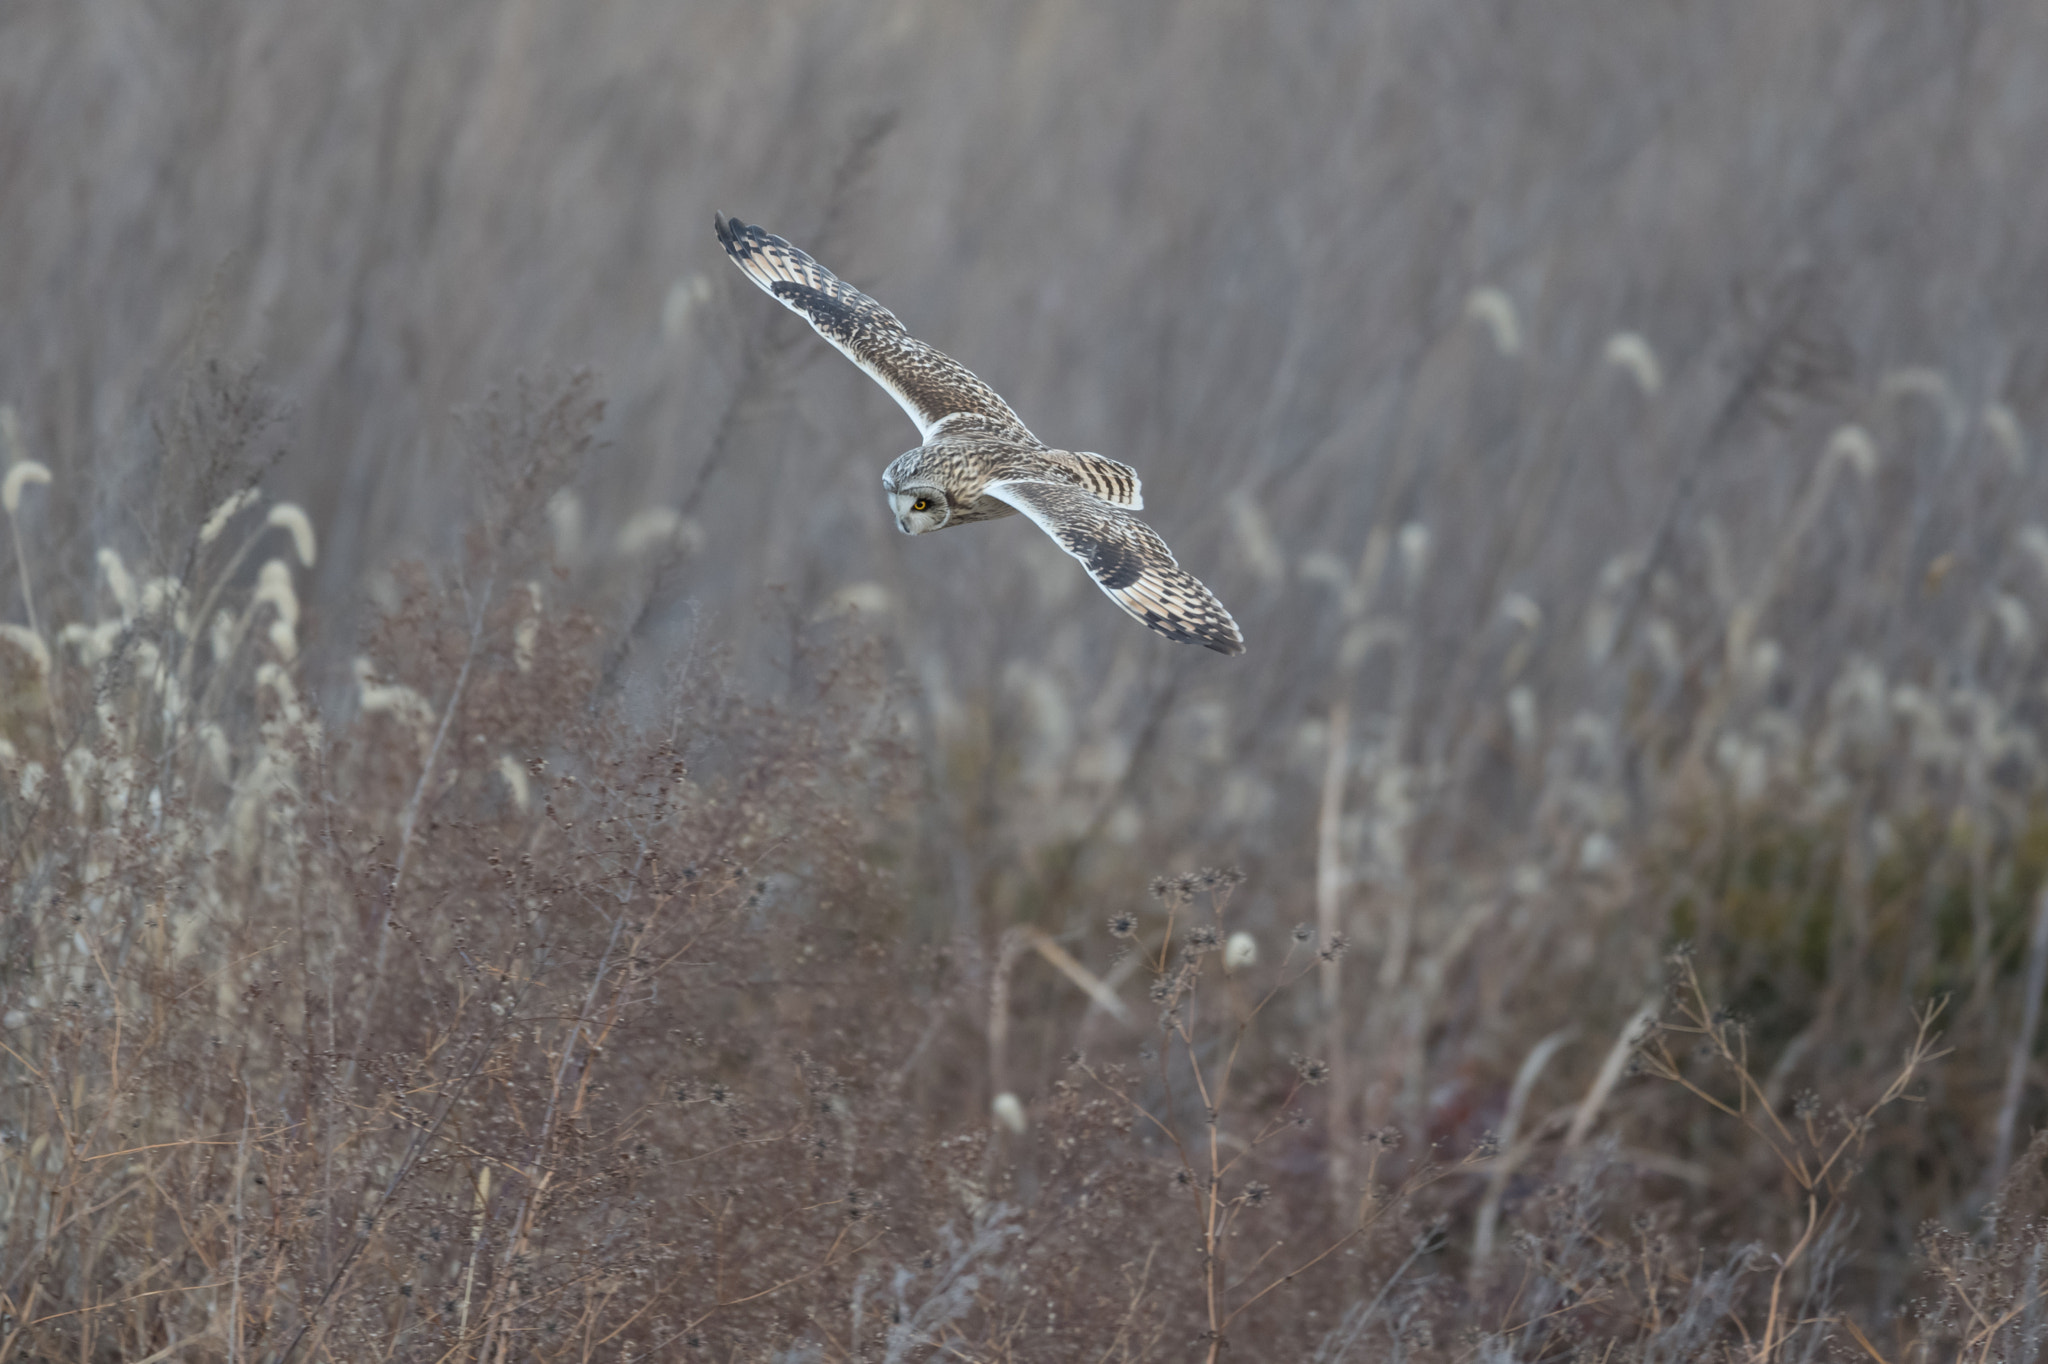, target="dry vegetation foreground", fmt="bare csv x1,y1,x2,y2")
0,370,2045,1362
